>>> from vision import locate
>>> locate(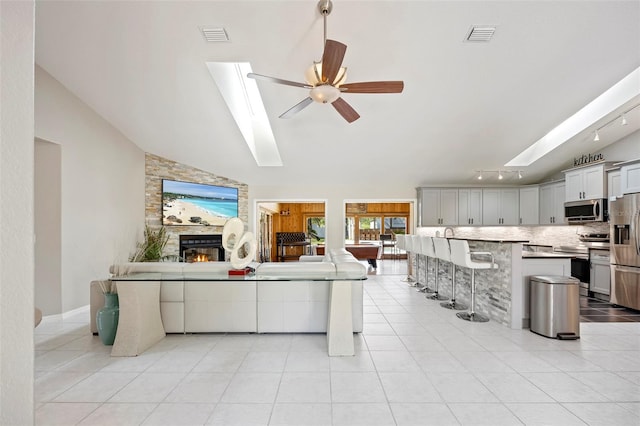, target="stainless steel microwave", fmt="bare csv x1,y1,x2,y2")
564,199,607,223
